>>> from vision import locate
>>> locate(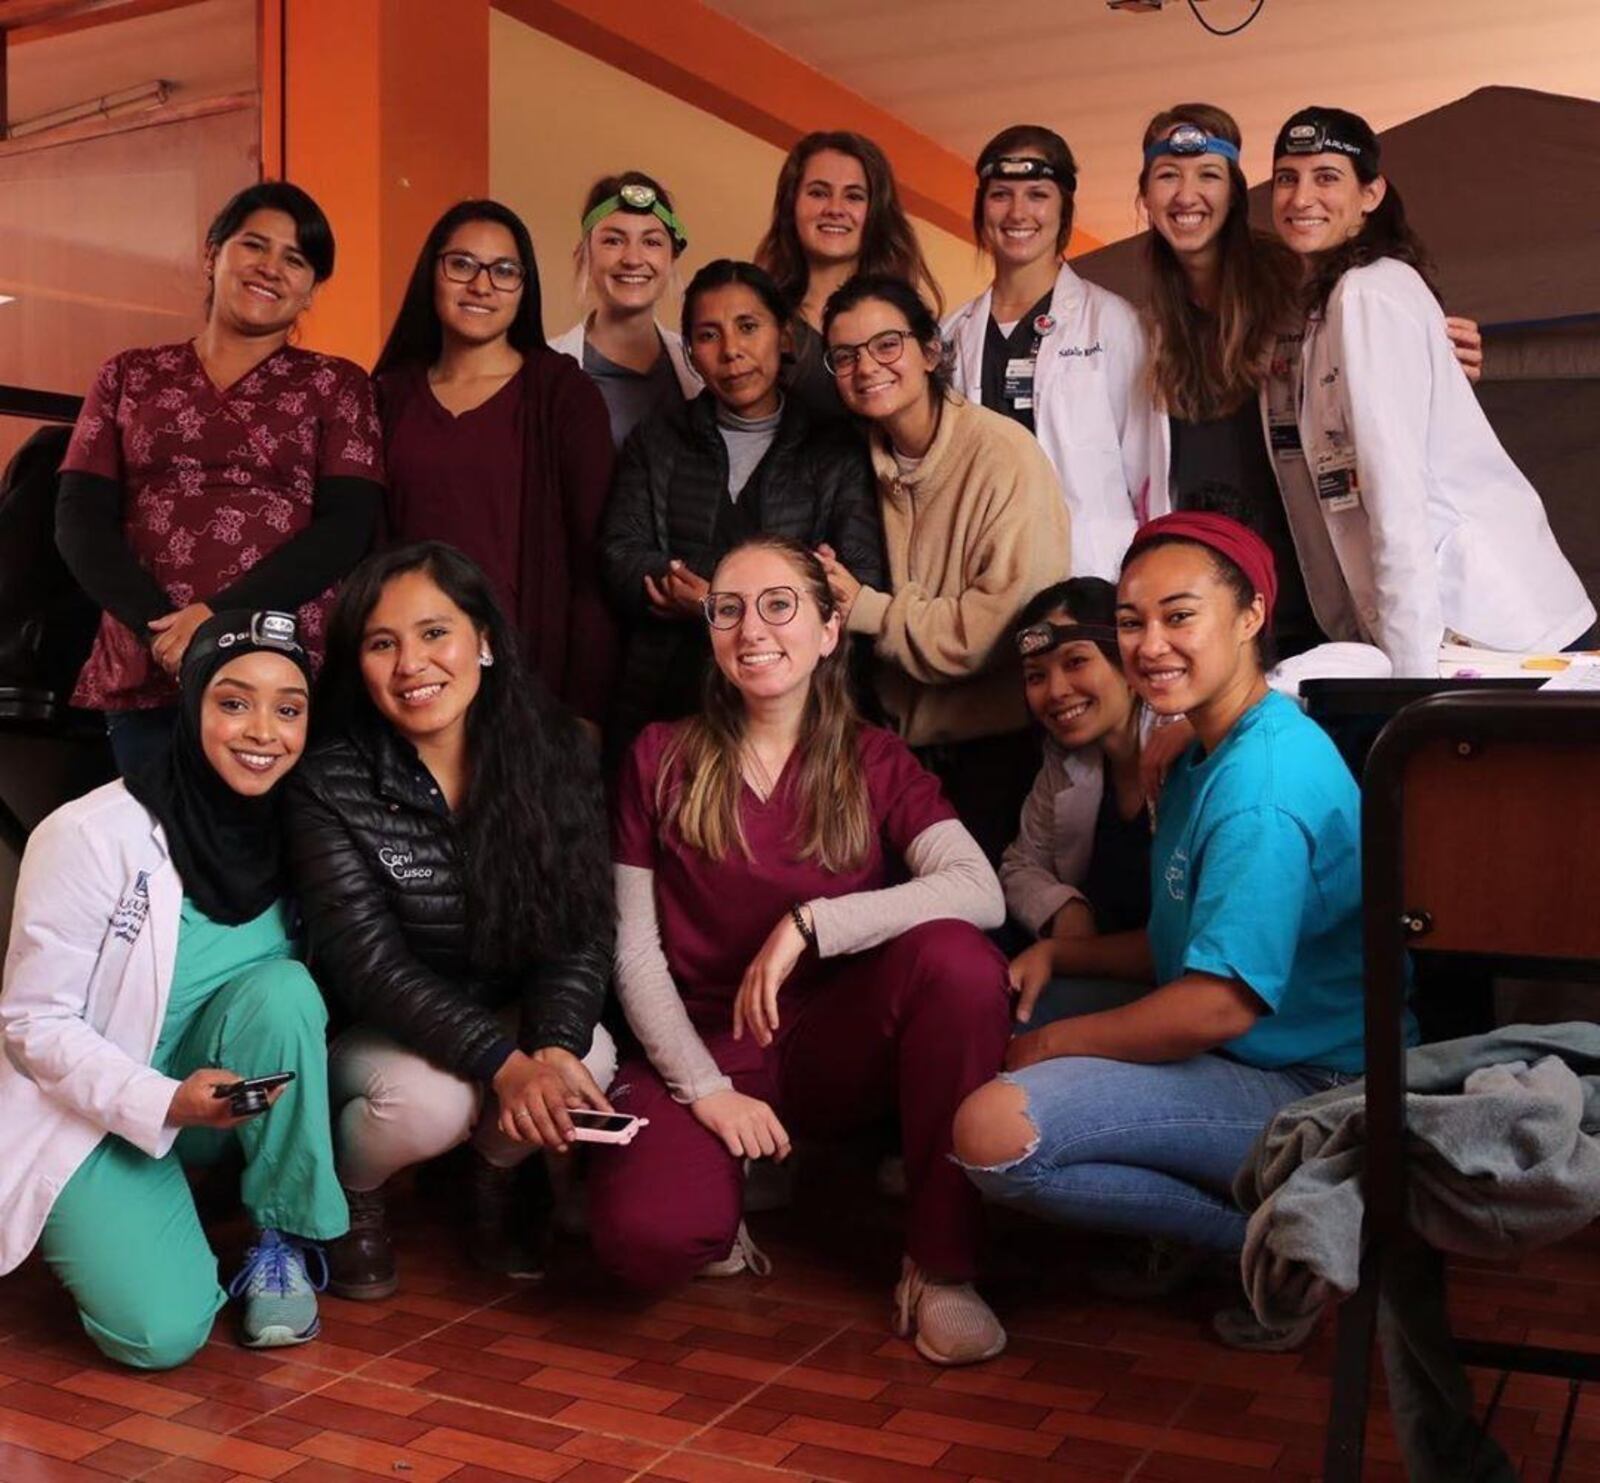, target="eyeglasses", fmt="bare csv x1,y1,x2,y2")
436,250,526,292
702,585,802,630
823,329,917,378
